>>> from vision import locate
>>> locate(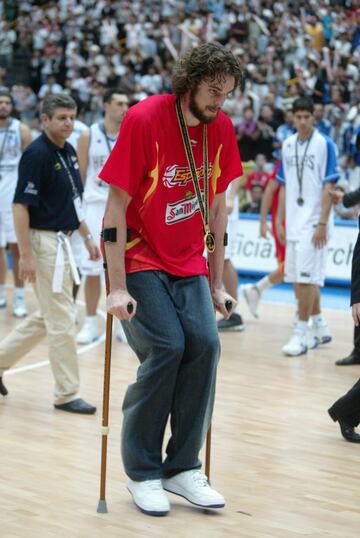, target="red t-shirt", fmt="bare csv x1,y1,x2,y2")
99,94,243,277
